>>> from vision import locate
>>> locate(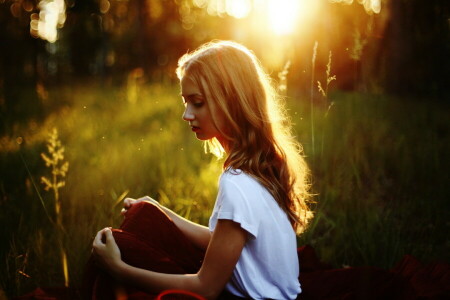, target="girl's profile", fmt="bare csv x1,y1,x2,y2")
87,40,312,300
